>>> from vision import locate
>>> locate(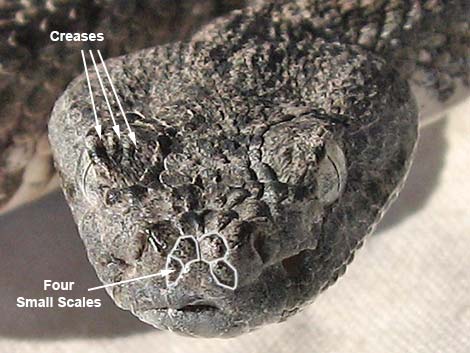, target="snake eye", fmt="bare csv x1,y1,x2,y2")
104,188,121,205
259,116,347,206
315,140,347,205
